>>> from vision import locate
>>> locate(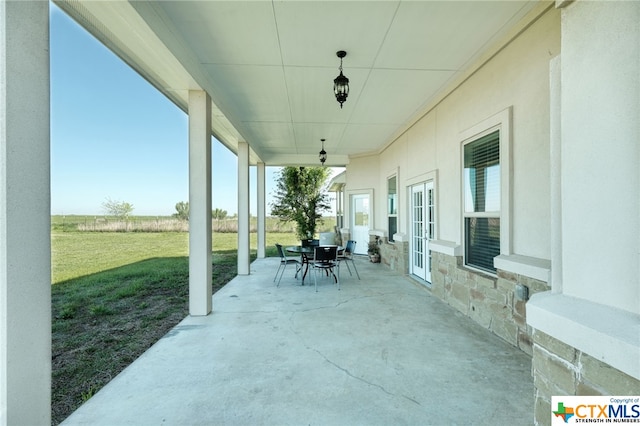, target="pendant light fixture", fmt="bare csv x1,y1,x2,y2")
319,139,327,165
333,51,349,108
